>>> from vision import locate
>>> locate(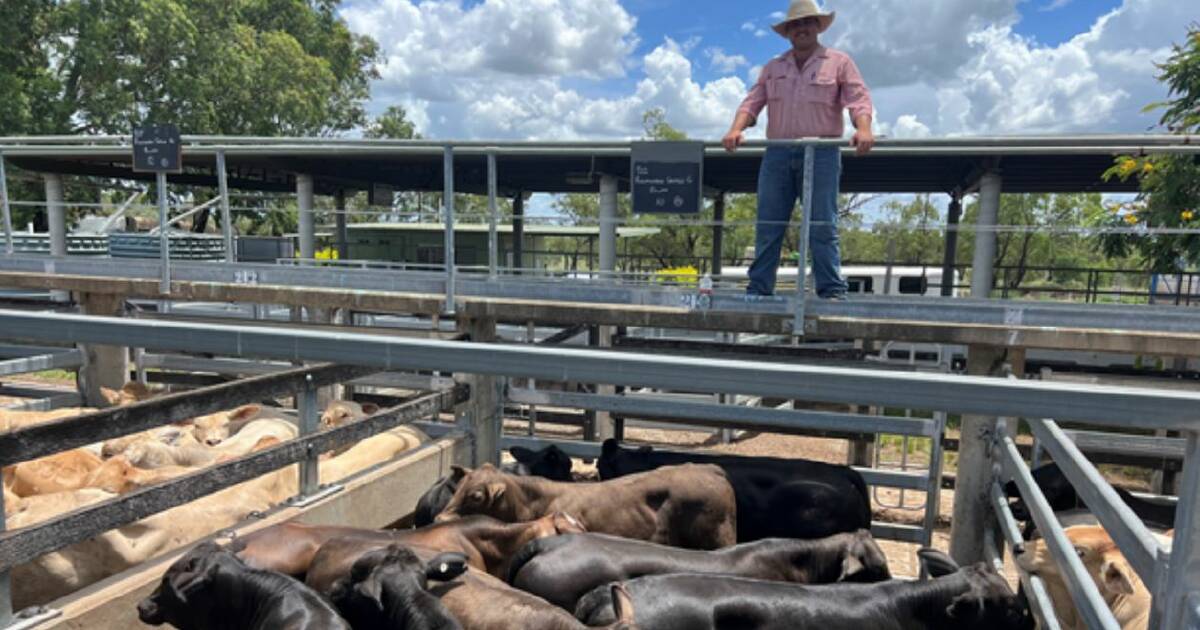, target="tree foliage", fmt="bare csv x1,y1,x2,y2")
1100,24,1200,272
